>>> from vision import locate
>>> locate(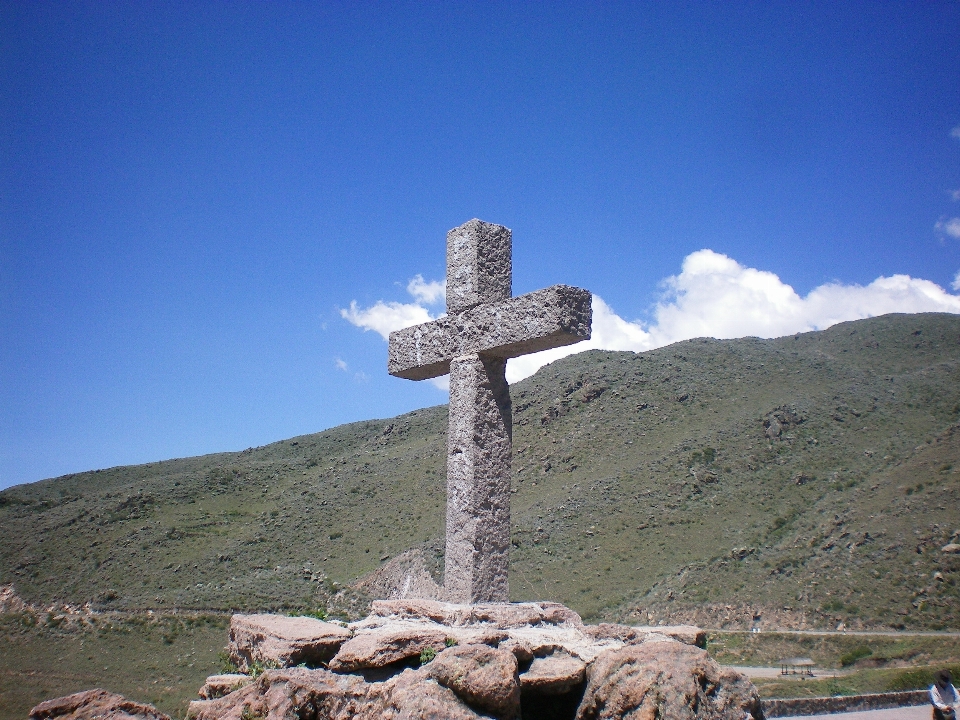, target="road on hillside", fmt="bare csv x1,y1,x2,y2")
709,628,960,638
778,706,929,720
